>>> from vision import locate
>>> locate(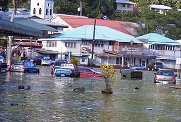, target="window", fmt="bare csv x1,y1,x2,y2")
46,41,57,47
37,3,39,6
109,41,113,46
33,8,36,14
122,4,125,7
48,3,50,6
94,41,103,47
127,5,131,8
82,40,90,45
39,8,42,15
65,42,76,48
46,9,48,15
50,9,52,15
